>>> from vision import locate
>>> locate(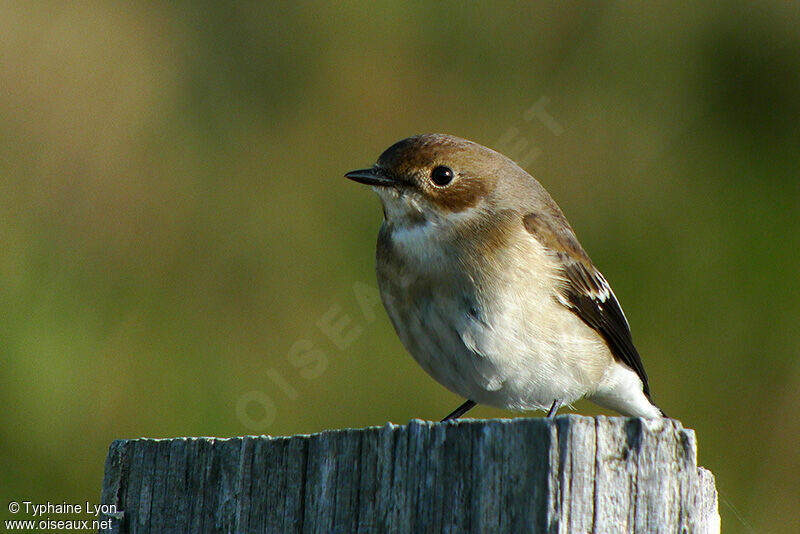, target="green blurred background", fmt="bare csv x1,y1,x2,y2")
1,2,798,532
